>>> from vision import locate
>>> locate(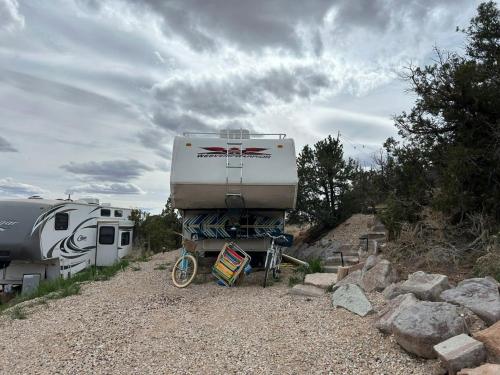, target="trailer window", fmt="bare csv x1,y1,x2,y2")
121,232,130,246
101,209,111,217
114,210,123,217
54,213,69,230
99,226,115,245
